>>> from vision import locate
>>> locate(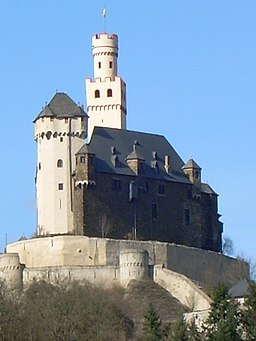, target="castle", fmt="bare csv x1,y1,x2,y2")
0,31,248,318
